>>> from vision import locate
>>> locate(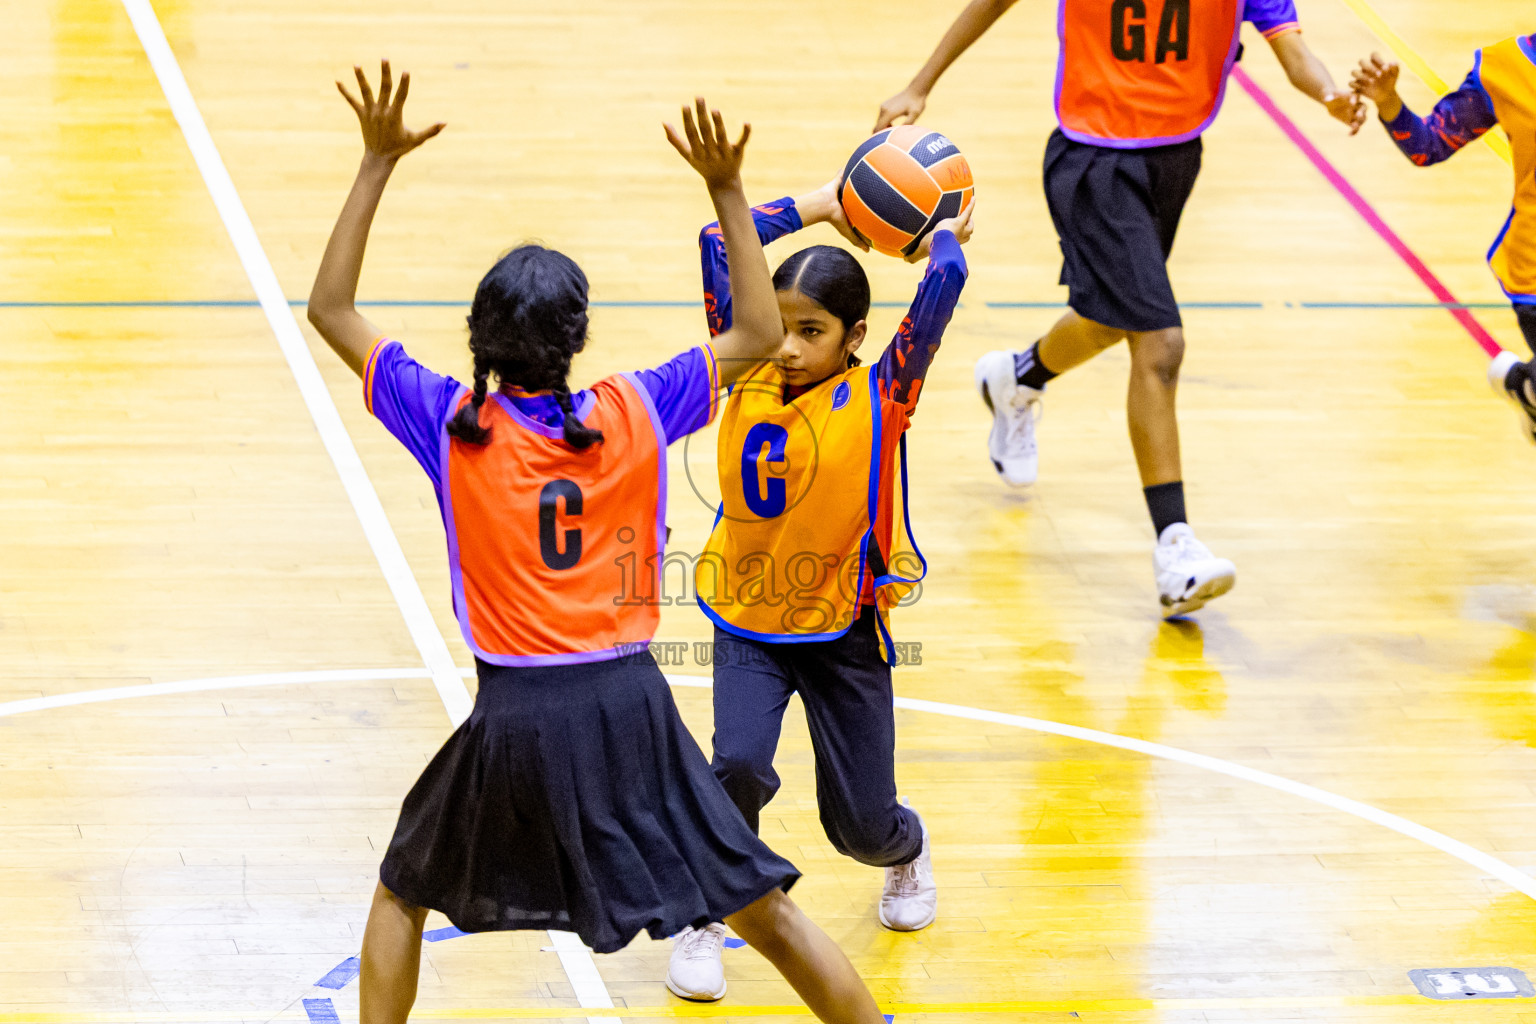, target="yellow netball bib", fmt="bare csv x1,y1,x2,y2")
696,362,924,662
1479,37,1536,301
